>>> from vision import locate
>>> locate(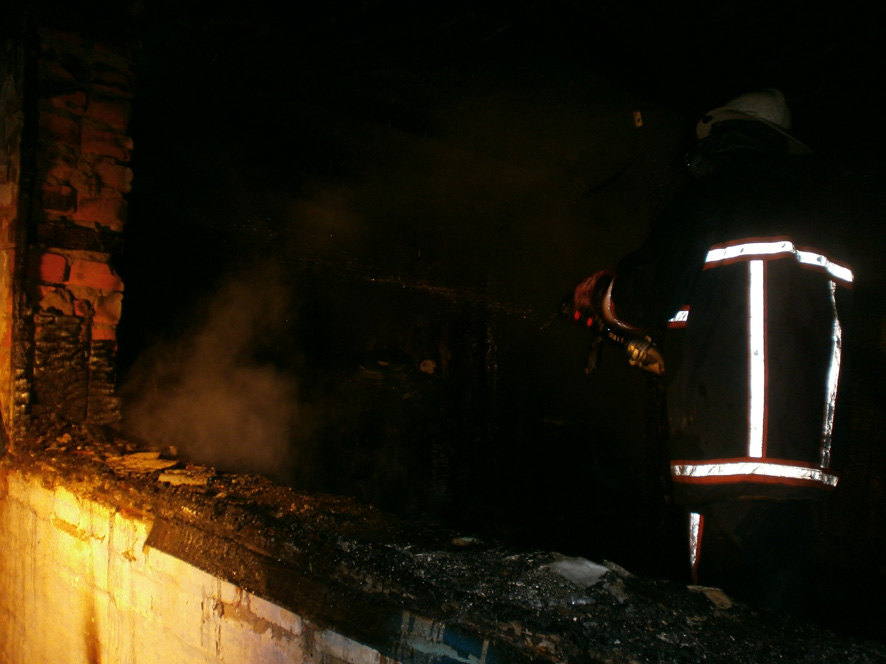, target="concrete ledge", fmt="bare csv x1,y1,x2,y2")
2,432,885,663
